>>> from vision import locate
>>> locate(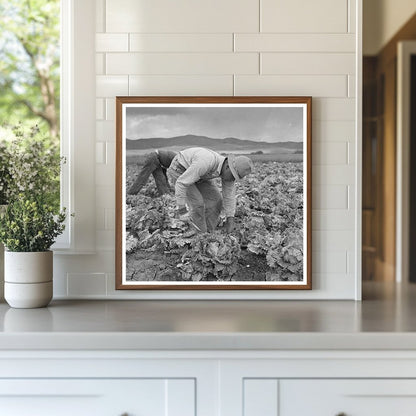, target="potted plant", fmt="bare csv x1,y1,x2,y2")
0,197,66,308
0,124,65,308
